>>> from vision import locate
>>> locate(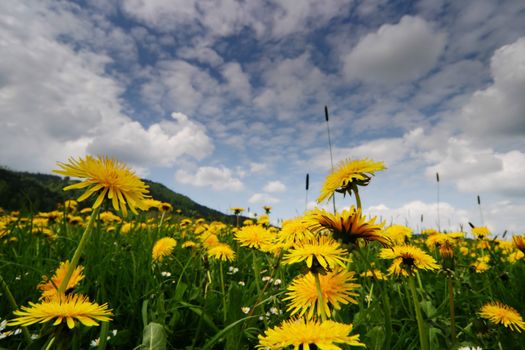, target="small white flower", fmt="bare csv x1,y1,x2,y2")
228,266,239,274
90,338,100,347
273,279,282,286
111,329,118,337
238,281,245,286
269,307,279,315
262,276,273,282
241,307,250,314
160,271,171,277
